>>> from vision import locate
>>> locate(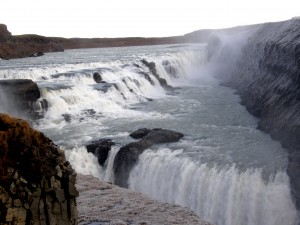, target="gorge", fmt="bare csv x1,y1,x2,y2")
0,18,300,225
